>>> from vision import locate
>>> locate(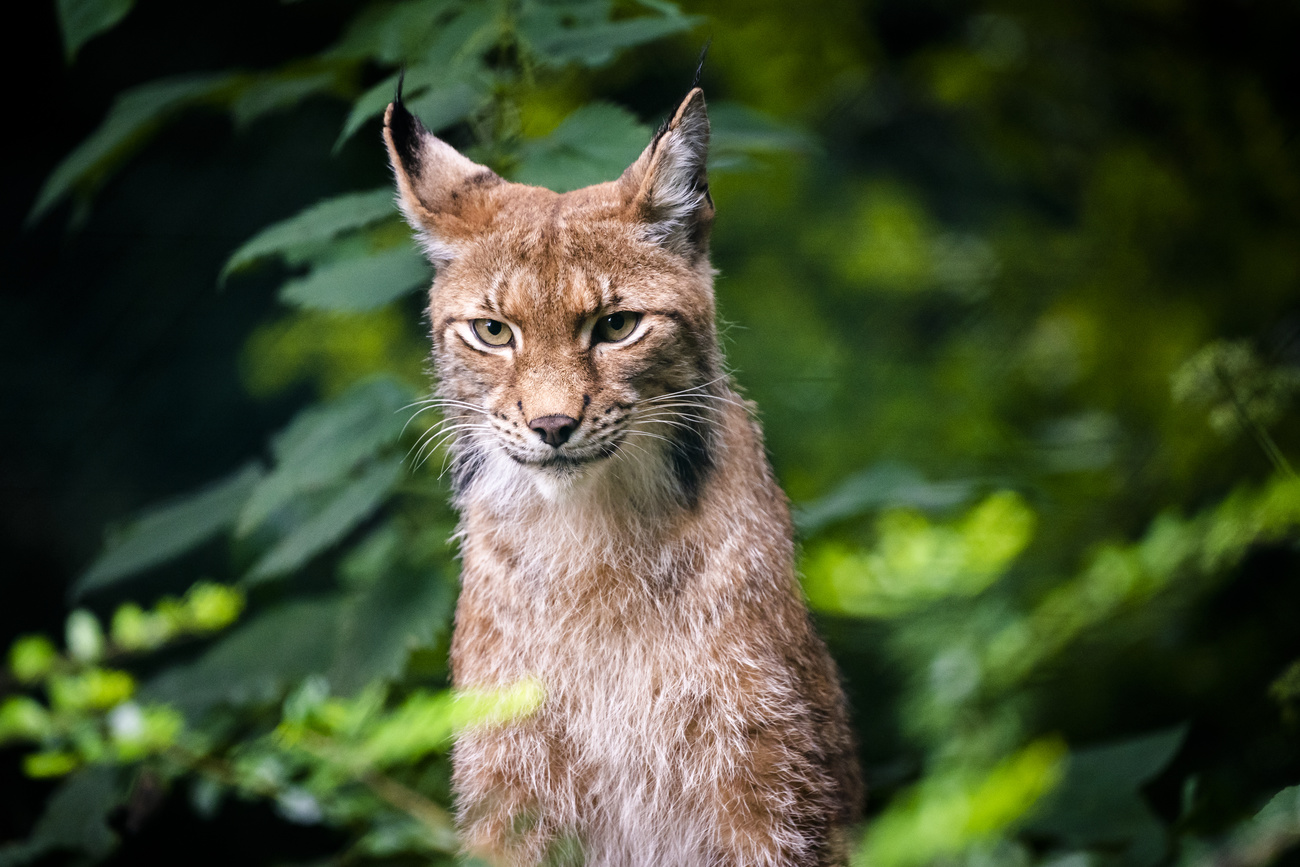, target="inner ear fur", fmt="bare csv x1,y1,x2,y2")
621,87,715,259
383,98,502,267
